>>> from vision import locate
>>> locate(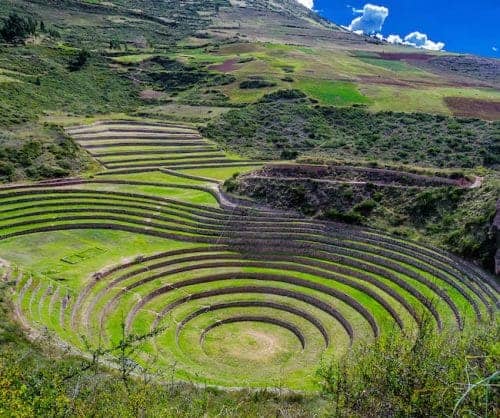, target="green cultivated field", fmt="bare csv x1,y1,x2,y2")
0,120,497,391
